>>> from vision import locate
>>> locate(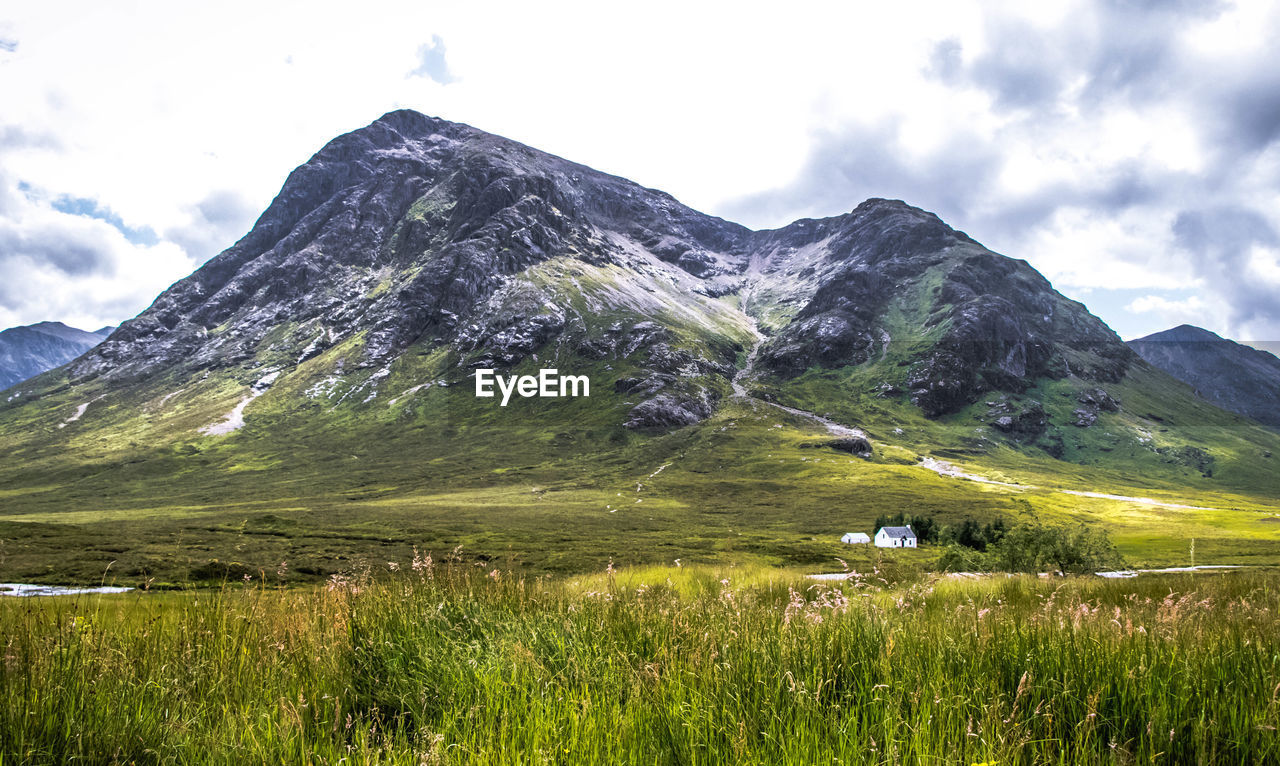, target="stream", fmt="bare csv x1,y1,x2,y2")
1,583,134,597
731,320,869,440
